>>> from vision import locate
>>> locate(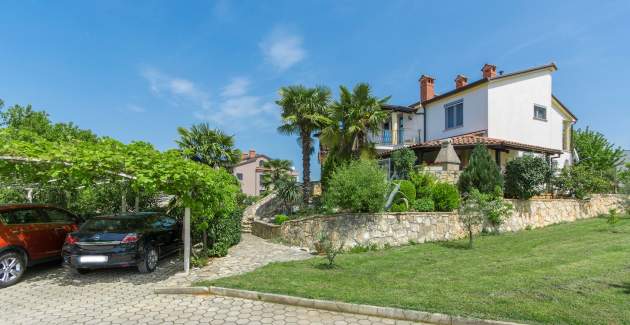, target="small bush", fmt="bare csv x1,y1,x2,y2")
324,160,389,213
410,170,436,199
431,182,460,212
505,155,551,199
394,180,416,205
348,243,378,254
315,233,345,268
458,144,504,195
413,197,435,212
274,214,290,225
390,202,408,212
553,165,611,199
607,209,620,232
